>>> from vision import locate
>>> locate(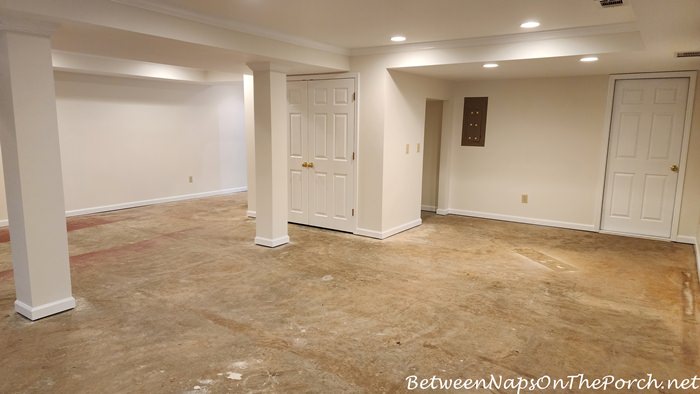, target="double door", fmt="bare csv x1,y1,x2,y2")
287,78,356,232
